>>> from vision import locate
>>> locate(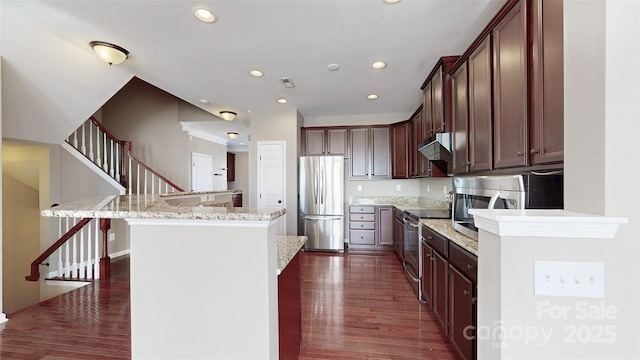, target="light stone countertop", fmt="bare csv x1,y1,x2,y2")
420,219,478,256
276,235,307,275
41,194,284,221
160,189,242,197
348,196,450,211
